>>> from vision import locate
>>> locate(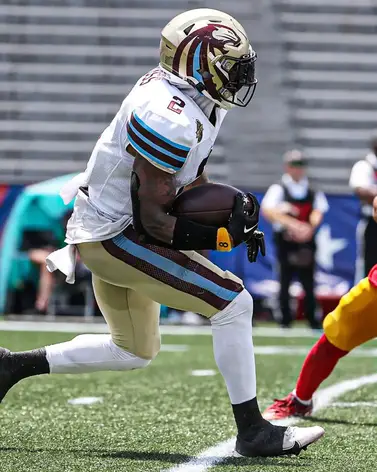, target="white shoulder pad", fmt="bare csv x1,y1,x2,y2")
126,93,195,174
